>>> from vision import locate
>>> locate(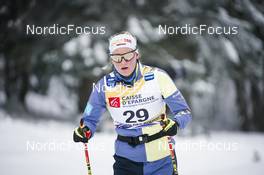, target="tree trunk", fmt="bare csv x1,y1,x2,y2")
251,77,264,131
234,78,250,131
